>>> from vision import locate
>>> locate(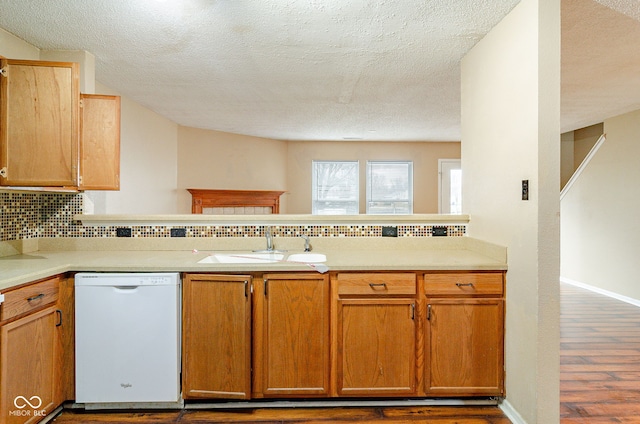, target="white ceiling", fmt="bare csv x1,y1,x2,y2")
0,0,639,141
